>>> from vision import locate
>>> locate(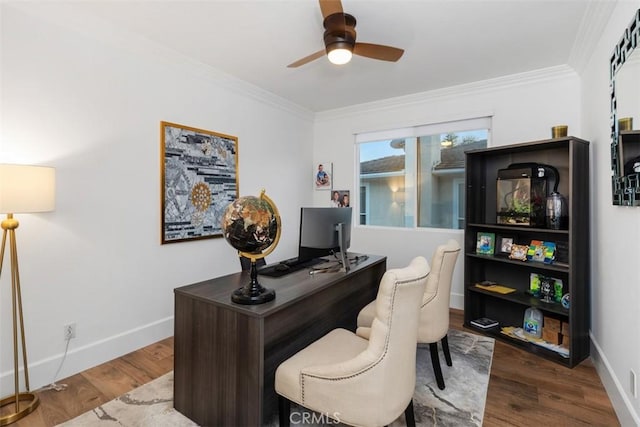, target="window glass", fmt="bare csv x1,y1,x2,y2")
359,184,369,225
357,119,489,229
